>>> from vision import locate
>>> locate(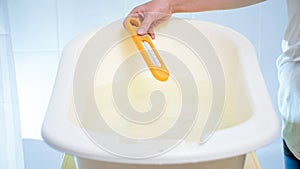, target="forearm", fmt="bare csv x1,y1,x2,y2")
168,0,265,13
125,0,265,38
